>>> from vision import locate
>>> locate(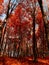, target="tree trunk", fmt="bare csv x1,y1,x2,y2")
32,2,37,61
38,0,49,50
